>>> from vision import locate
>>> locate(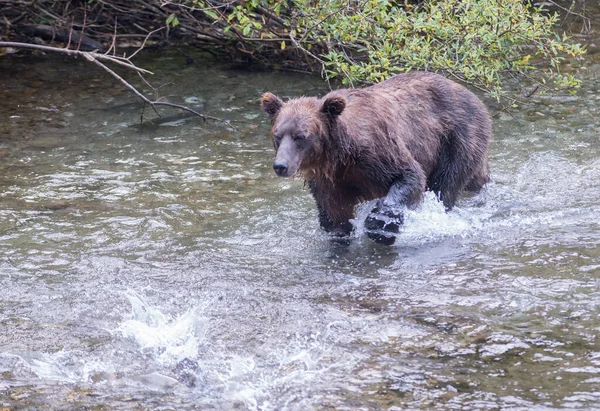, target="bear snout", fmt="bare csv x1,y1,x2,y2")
273,160,289,177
